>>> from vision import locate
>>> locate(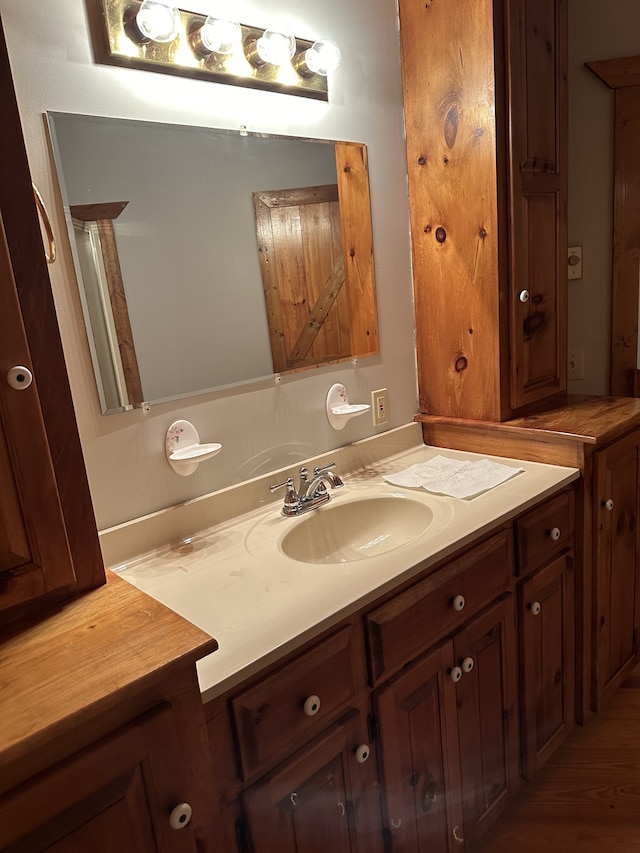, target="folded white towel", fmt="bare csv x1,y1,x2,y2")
383,455,523,499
